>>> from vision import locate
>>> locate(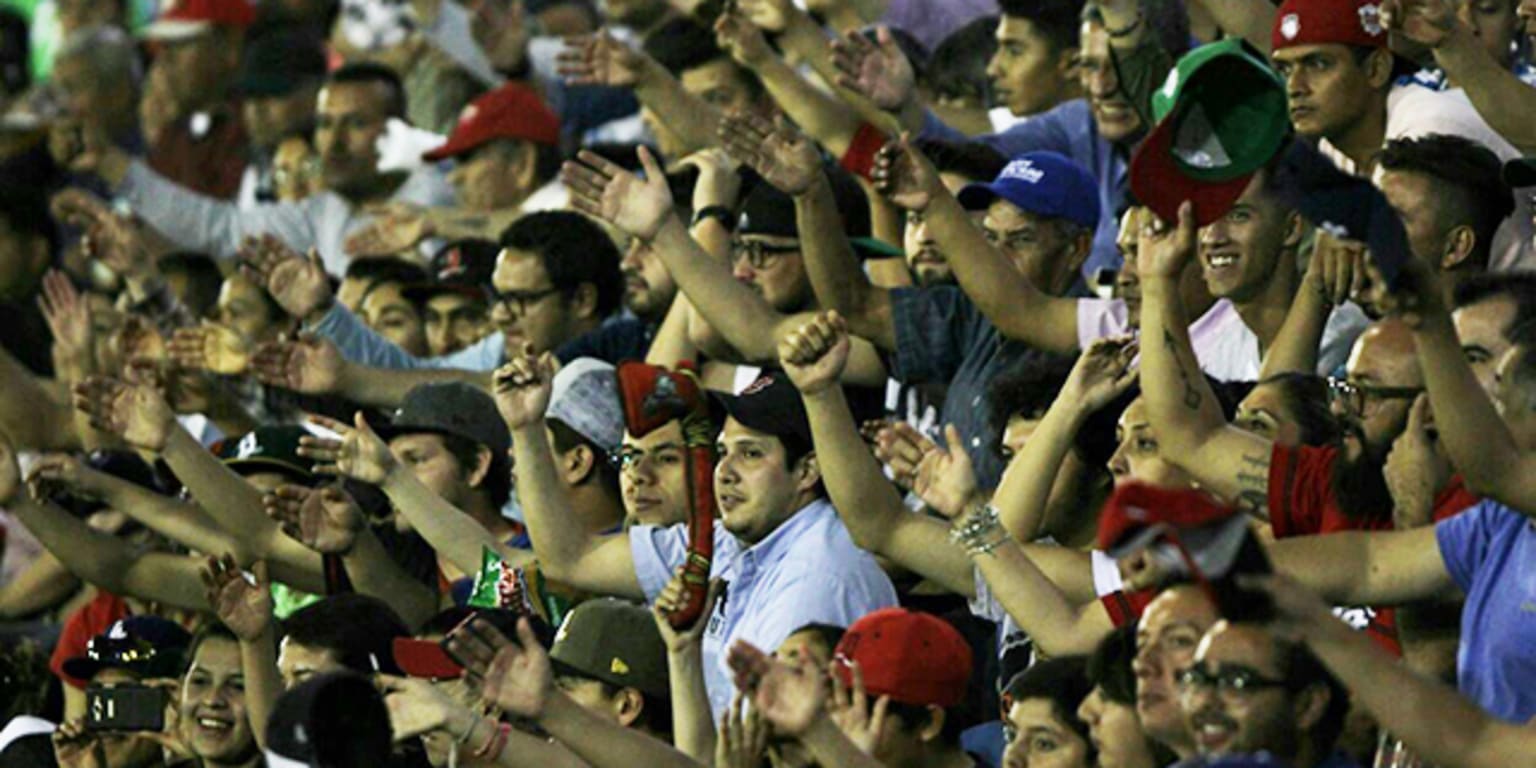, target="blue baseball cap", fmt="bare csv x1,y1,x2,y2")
957,152,1101,230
